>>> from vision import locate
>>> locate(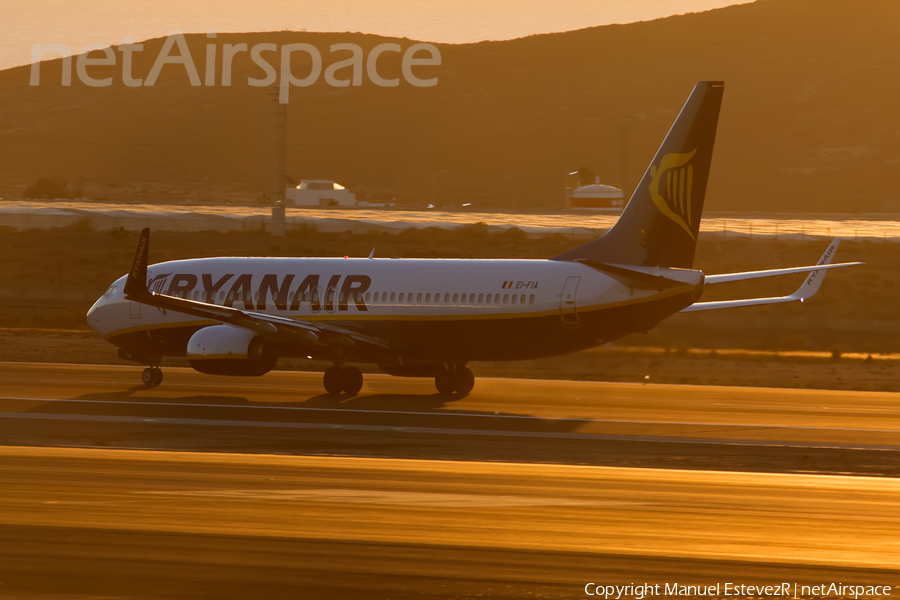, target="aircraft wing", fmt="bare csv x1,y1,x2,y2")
122,229,390,351
682,238,855,312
